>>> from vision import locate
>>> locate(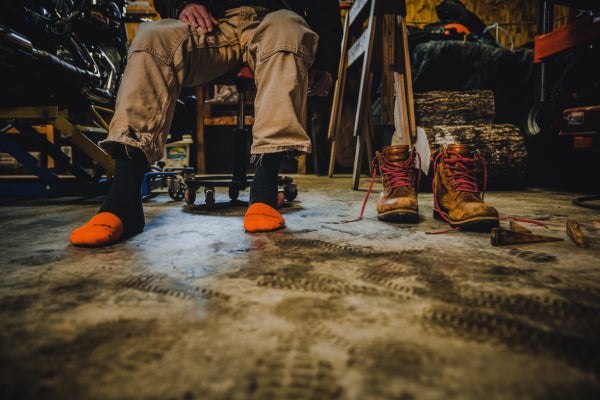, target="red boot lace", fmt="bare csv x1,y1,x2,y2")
429,150,547,233
429,150,487,233
344,150,421,223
